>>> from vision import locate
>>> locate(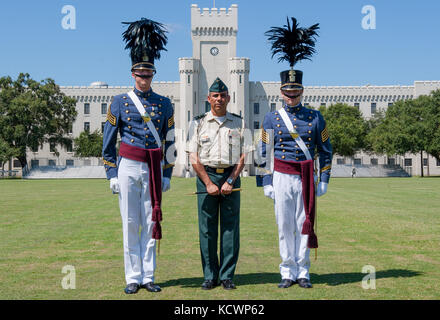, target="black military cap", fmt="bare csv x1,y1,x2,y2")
280,69,304,91
122,18,168,73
